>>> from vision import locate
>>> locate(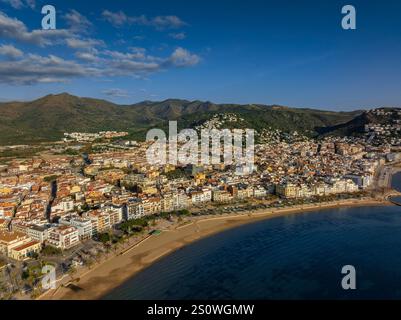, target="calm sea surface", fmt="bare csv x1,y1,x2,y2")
104,173,401,299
